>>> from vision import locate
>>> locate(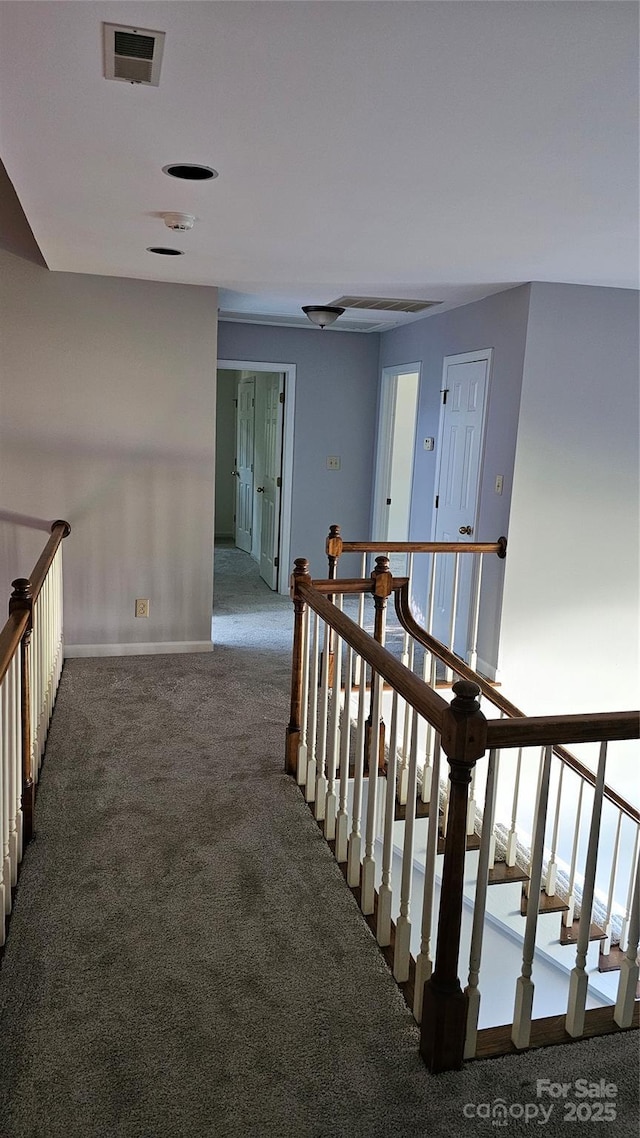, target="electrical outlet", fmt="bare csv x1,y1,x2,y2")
135,598,150,618
495,475,504,495
423,437,435,451
326,456,341,470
